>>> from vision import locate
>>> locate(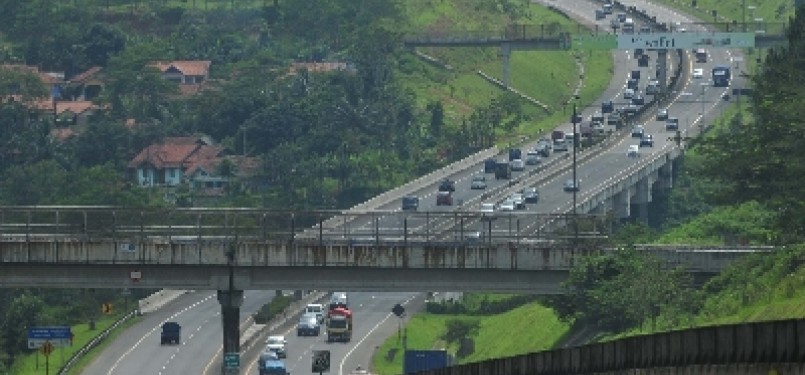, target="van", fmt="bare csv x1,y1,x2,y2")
551,130,565,142
305,304,325,323
401,195,419,211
